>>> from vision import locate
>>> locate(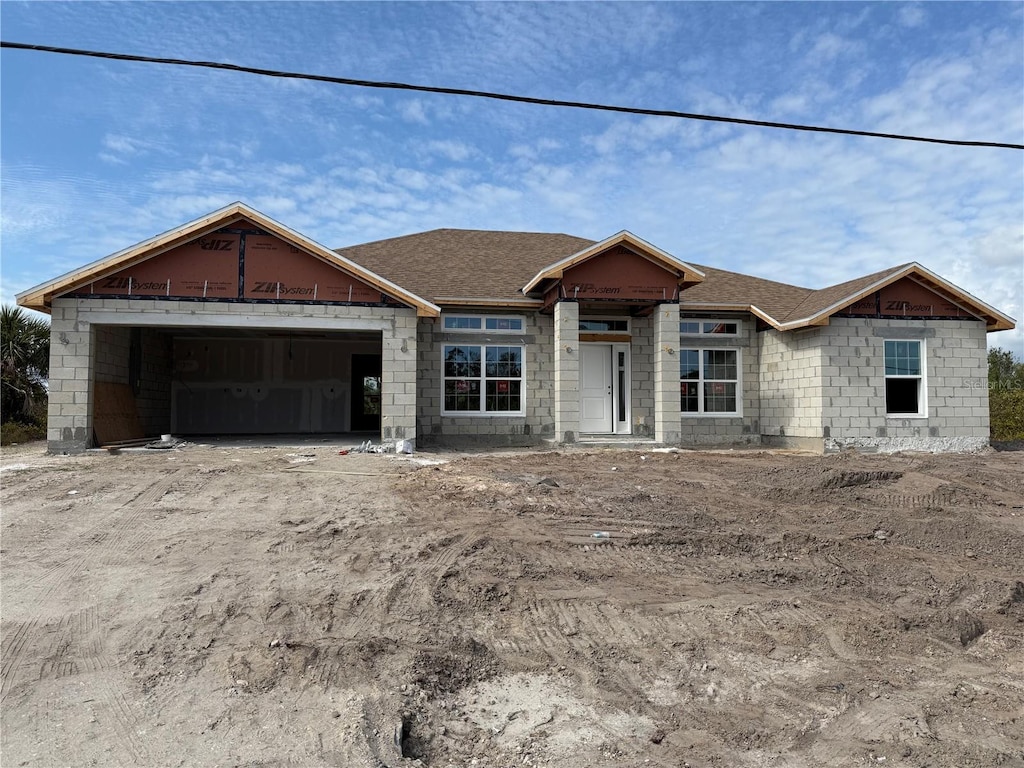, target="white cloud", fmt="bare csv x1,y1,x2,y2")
898,5,926,29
